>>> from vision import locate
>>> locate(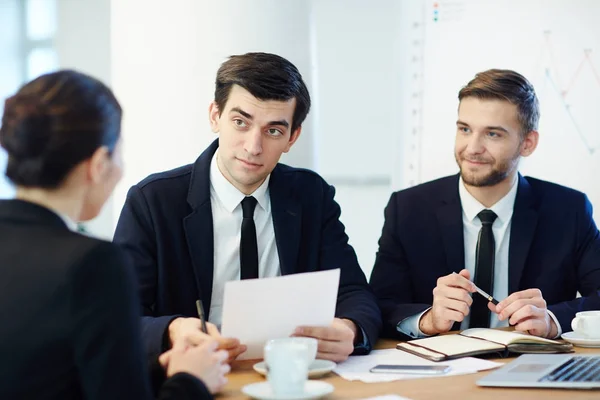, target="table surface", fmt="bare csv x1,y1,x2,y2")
219,338,600,400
